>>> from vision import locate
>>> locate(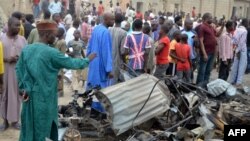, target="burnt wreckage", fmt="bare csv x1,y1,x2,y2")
58,74,250,141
